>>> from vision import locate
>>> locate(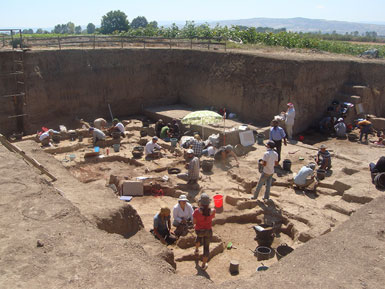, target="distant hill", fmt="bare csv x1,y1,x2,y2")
209,17,385,36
